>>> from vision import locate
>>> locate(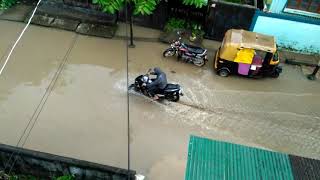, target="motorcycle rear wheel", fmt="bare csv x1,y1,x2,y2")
170,94,180,102
193,58,205,67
